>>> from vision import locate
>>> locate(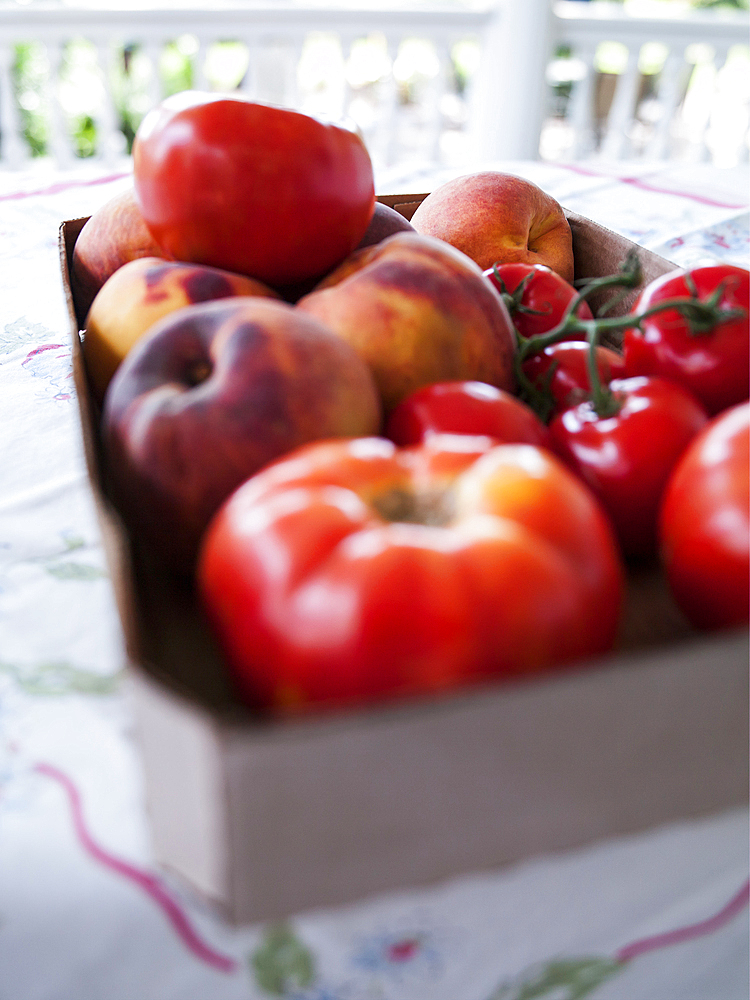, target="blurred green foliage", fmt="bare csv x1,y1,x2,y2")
692,0,748,8
6,4,748,162
11,36,196,159
13,41,48,156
